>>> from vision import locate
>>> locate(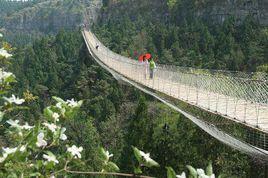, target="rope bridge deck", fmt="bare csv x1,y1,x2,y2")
82,30,268,134
82,29,268,159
